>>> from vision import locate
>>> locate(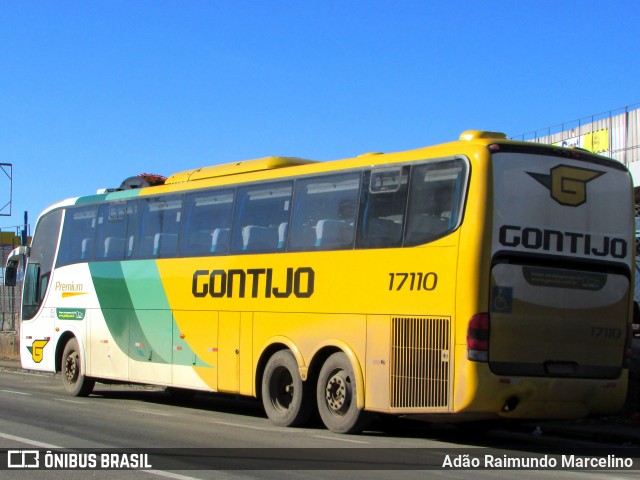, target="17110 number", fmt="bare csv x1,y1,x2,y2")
388,272,438,291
